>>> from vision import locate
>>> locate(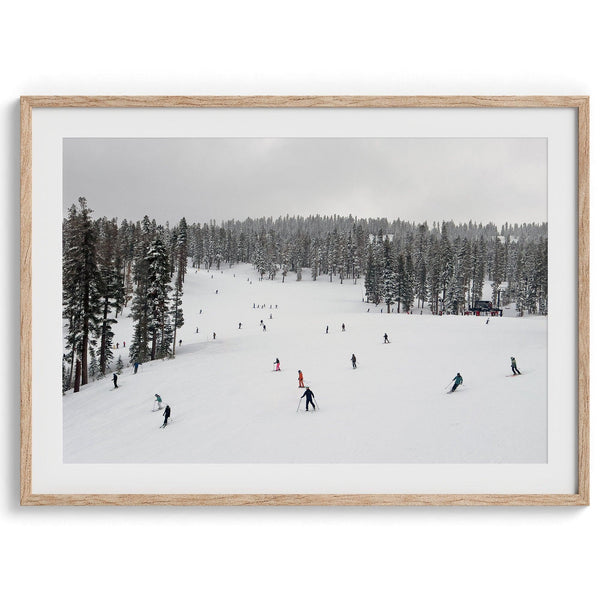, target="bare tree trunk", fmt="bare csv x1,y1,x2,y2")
74,359,81,393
